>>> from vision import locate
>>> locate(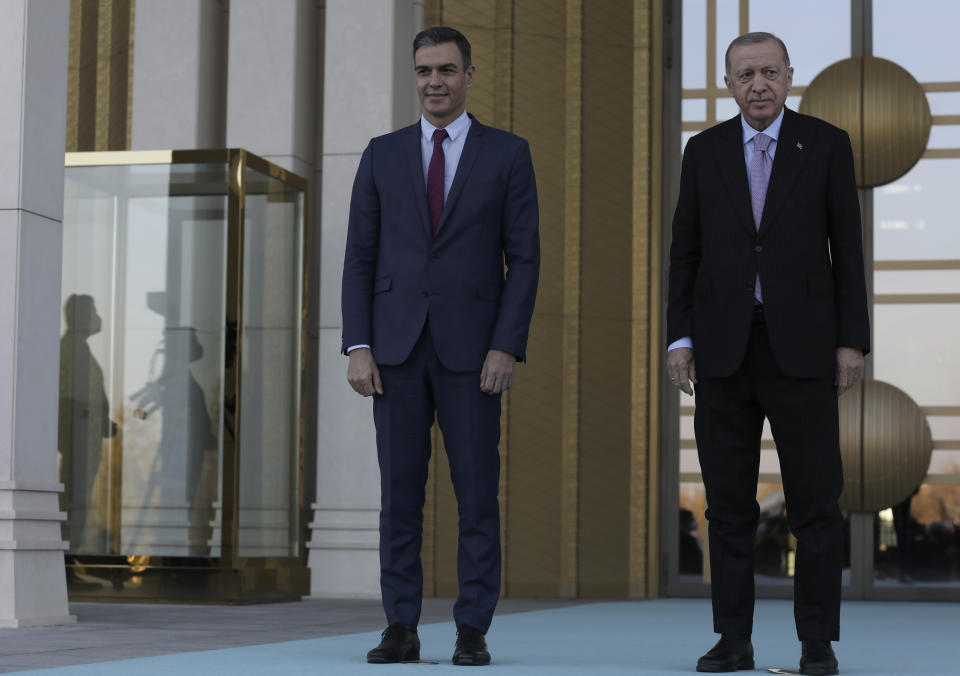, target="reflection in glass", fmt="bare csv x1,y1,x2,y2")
875,484,960,585
678,481,842,585
61,164,228,559
237,167,303,558
59,294,117,554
